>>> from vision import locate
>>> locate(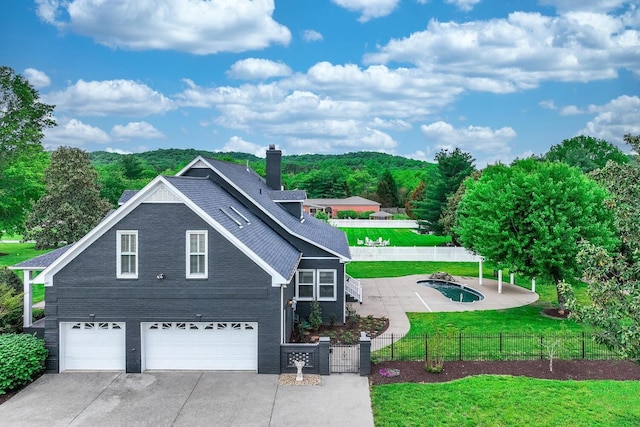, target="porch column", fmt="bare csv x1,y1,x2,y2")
478,259,483,286
498,270,503,294
23,270,33,328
